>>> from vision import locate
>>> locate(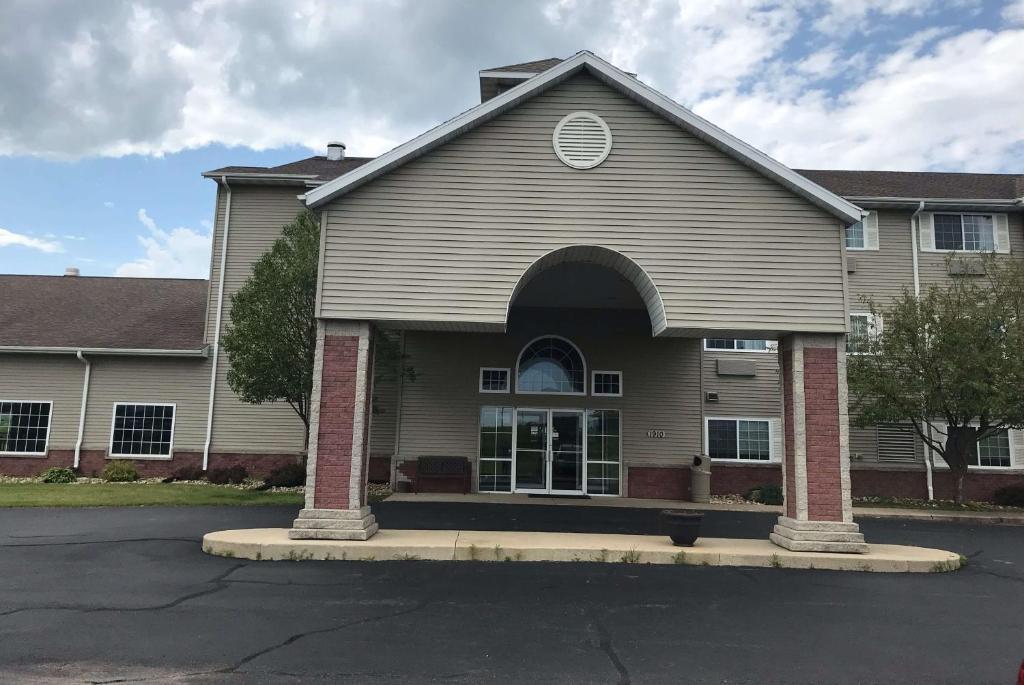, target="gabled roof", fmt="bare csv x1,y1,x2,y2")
795,169,1024,201
203,156,374,184
306,51,862,222
0,275,208,353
